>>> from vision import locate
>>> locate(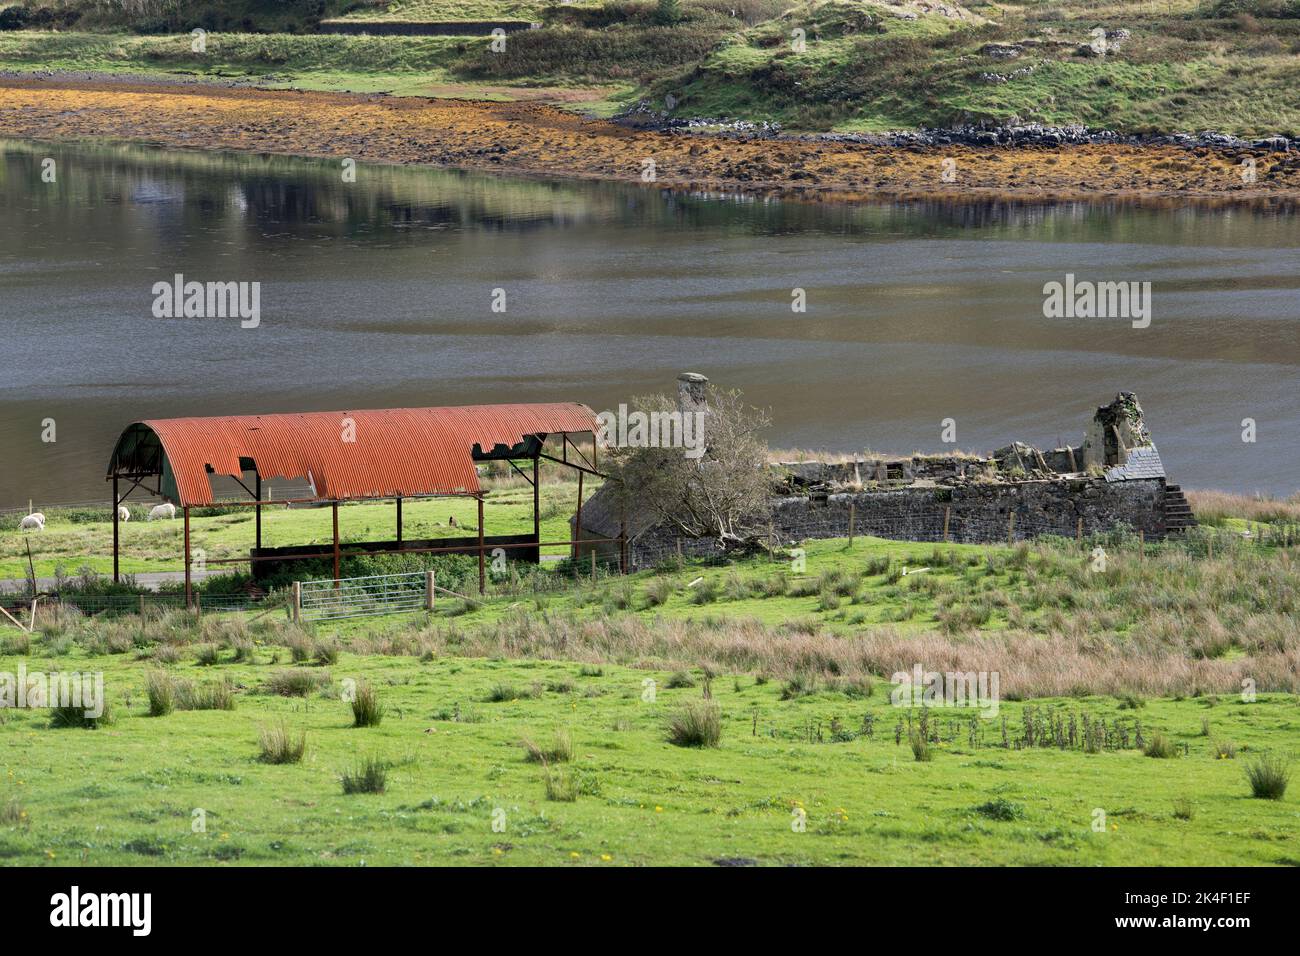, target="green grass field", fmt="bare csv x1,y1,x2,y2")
2,511,1297,866
4,0,1300,132
1,478,589,580
1,640,1295,866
